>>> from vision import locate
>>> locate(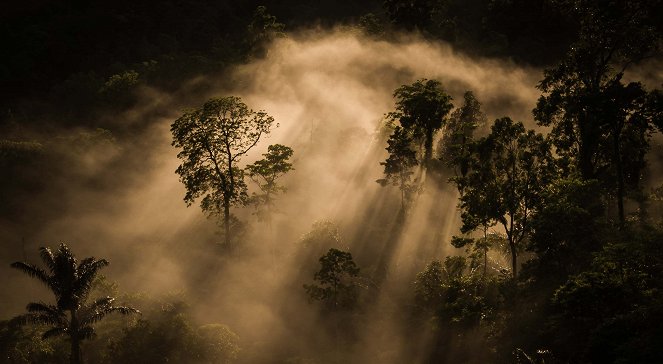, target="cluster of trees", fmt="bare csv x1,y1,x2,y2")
3,0,663,363
373,1,663,362
0,0,606,135
383,0,578,64
3,244,241,364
